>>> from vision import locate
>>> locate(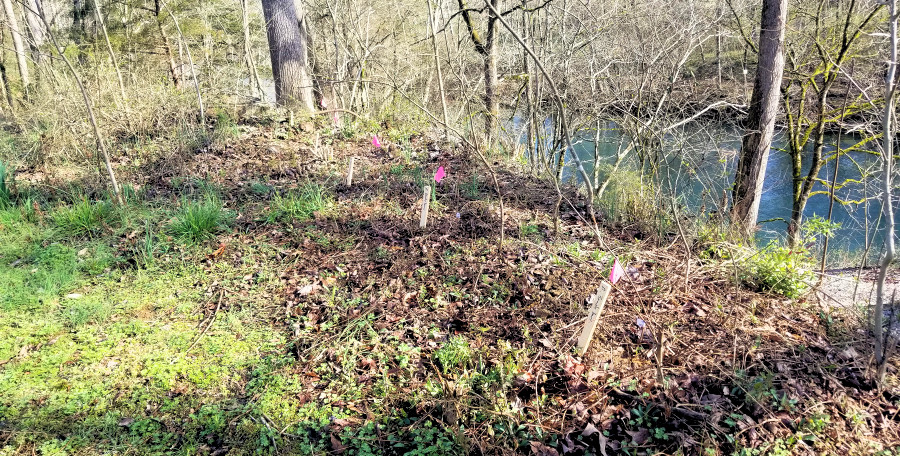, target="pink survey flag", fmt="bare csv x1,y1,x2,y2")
372,135,382,148
333,112,340,125
434,166,446,183
610,258,625,285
